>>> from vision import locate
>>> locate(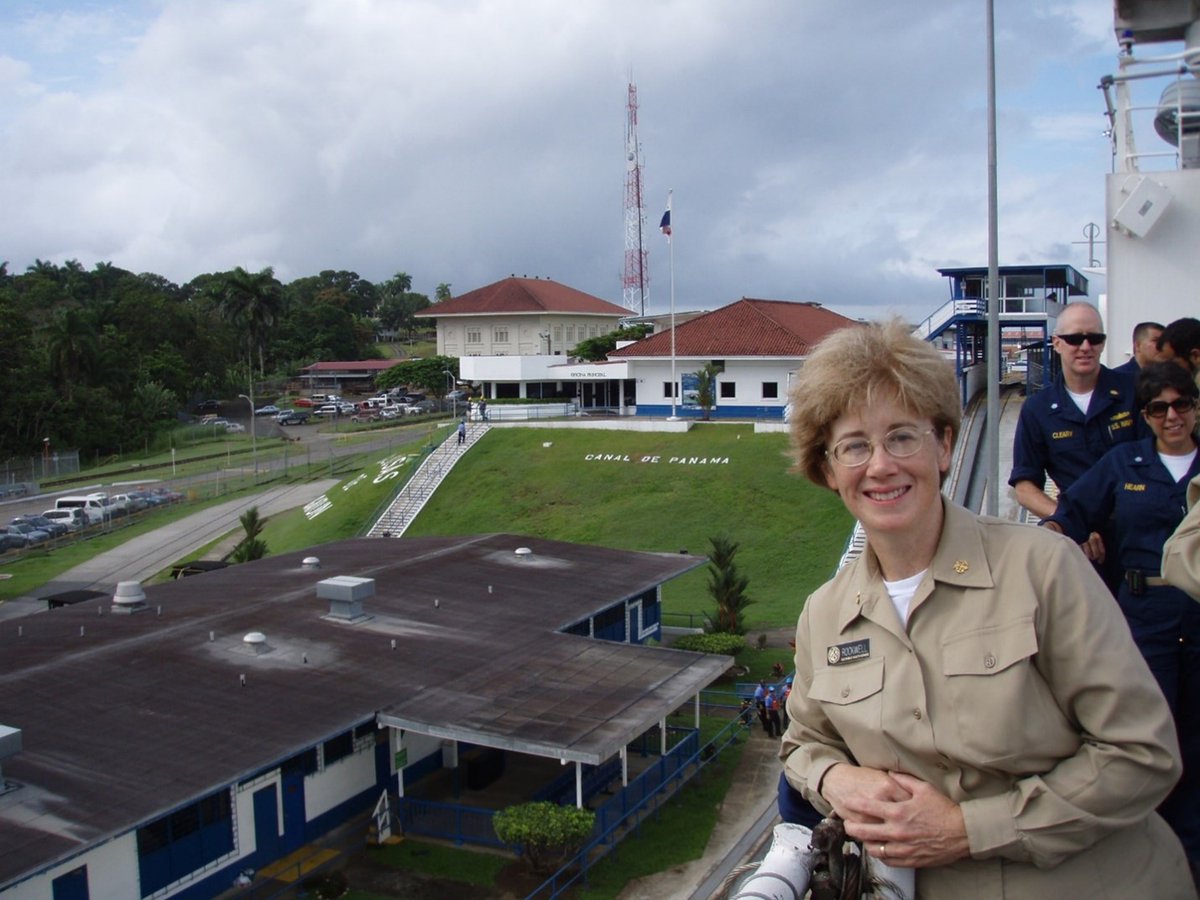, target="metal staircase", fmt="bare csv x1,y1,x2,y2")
367,423,491,538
